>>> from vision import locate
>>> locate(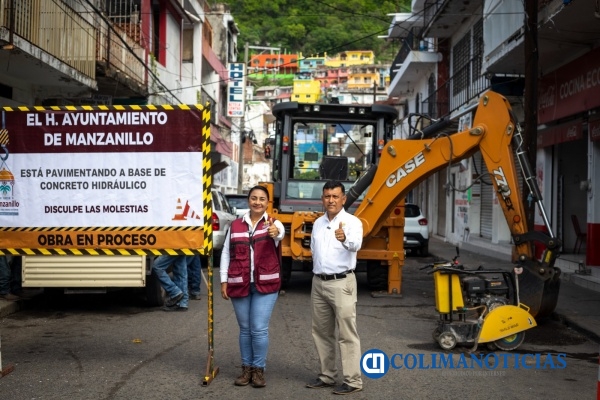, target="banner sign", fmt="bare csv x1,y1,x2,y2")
0,105,212,254
227,63,246,117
